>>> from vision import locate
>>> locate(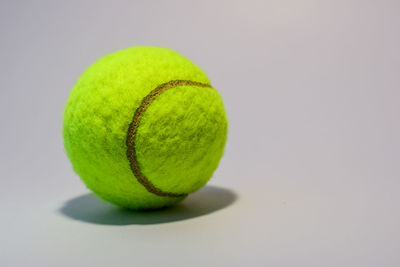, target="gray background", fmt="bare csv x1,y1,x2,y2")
1,0,399,266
